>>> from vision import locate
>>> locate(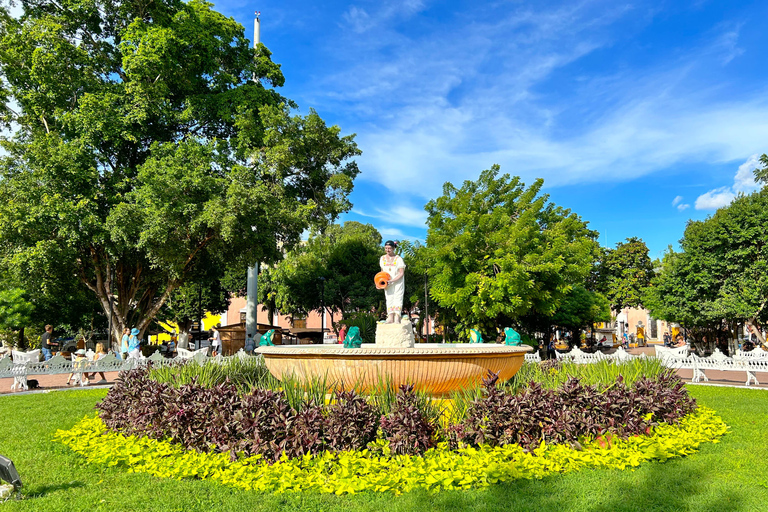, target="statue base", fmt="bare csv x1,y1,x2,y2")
375,318,415,348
